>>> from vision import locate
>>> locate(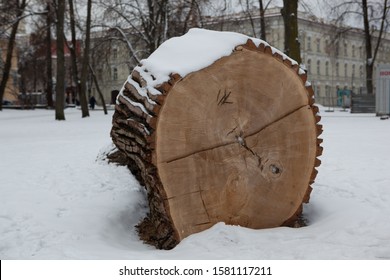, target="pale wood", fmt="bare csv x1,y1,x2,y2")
110,40,323,249
156,48,318,240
